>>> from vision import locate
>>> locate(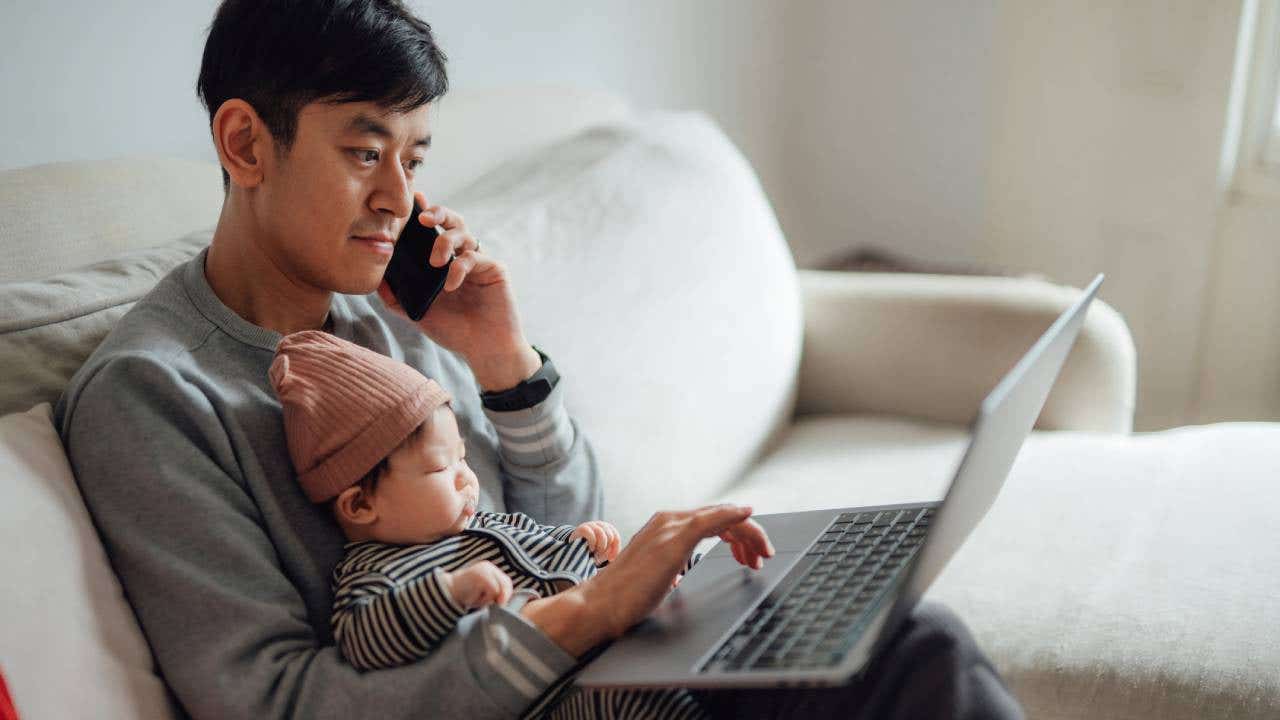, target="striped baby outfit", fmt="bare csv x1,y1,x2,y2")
332,511,707,720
